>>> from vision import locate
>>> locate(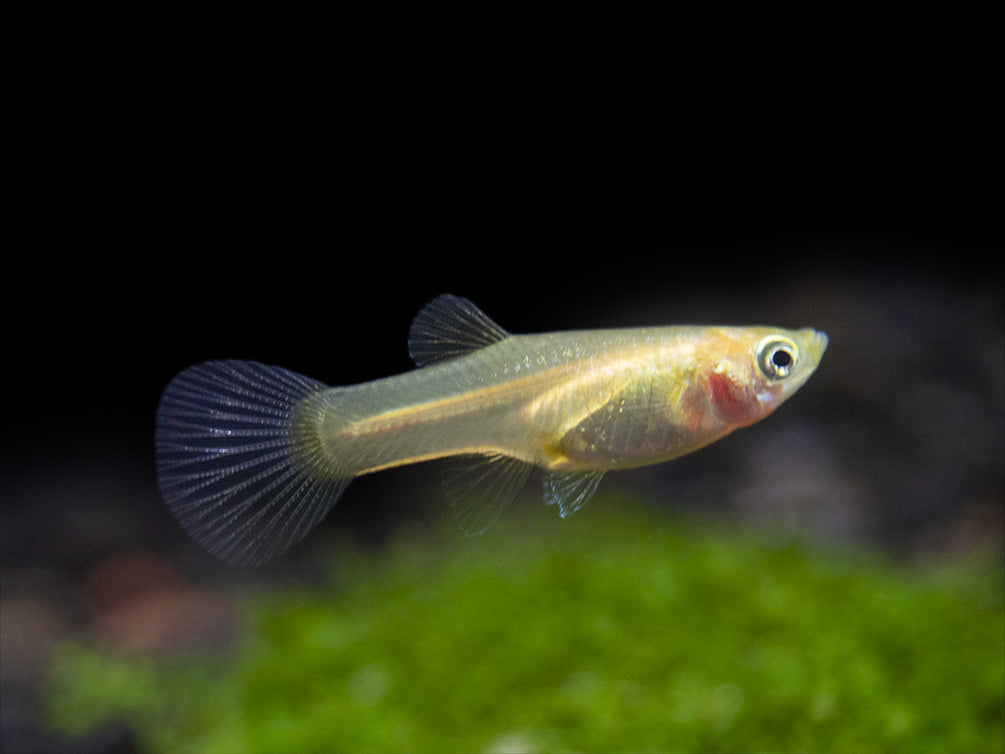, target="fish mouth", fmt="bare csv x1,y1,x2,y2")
793,328,828,365
807,329,828,363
